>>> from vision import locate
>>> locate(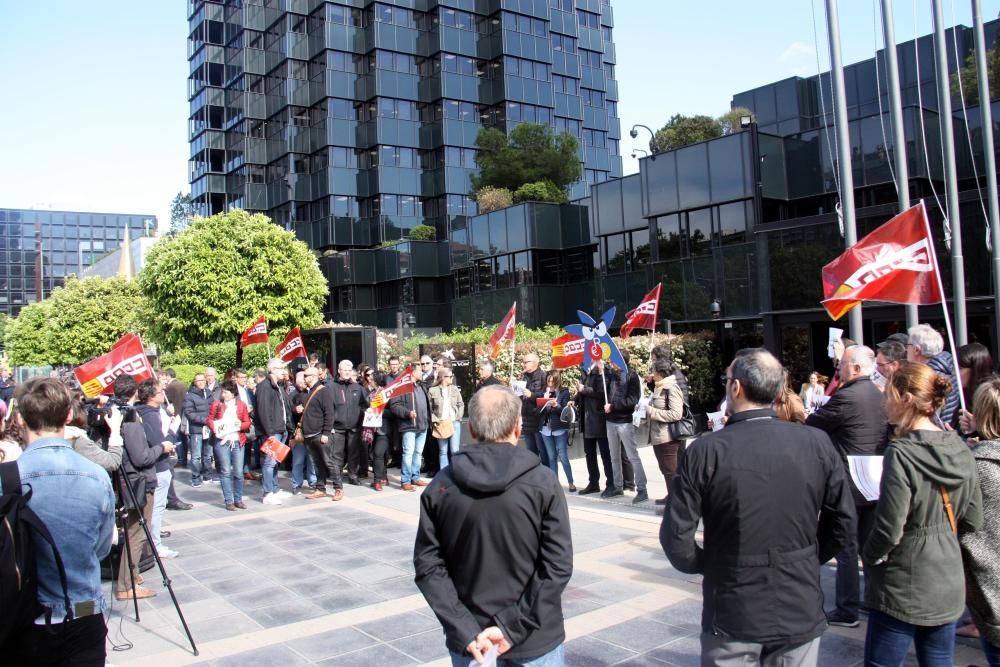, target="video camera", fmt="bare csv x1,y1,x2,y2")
84,395,136,447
